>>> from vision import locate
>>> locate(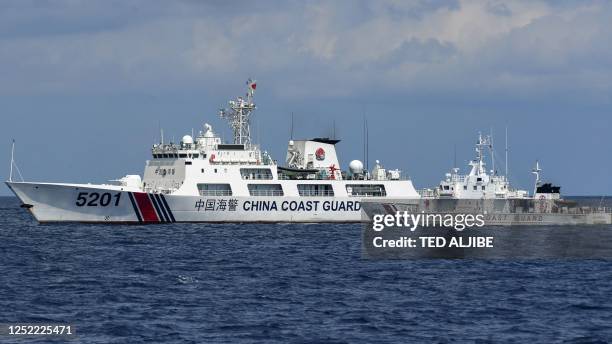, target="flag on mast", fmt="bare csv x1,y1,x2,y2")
247,78,257,90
